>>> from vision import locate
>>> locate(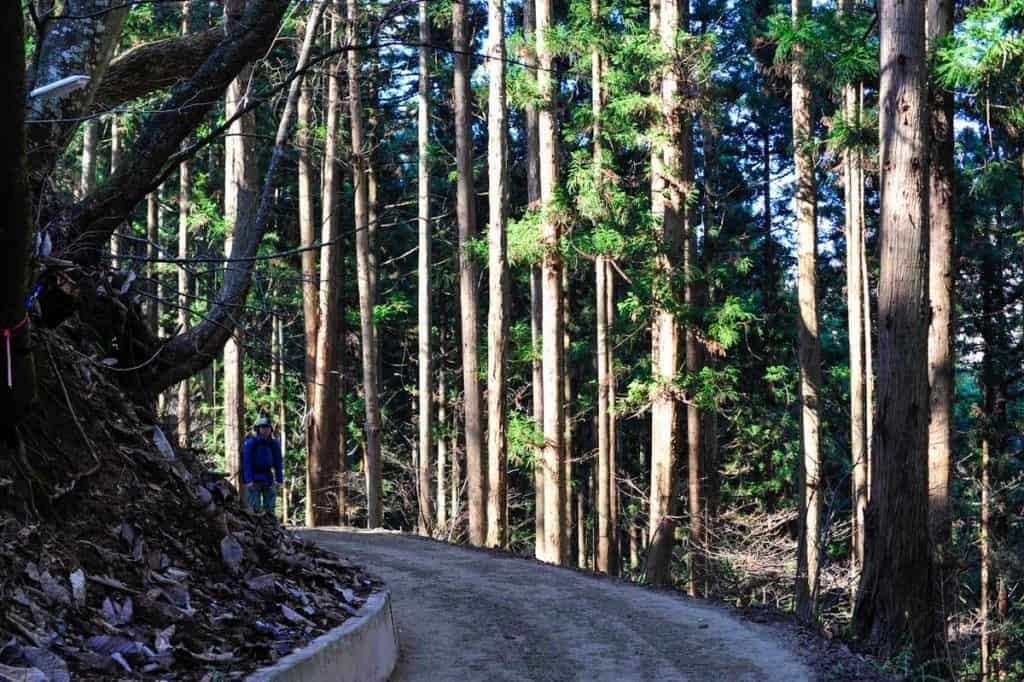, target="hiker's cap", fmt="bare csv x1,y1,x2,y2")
256,416,272,428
